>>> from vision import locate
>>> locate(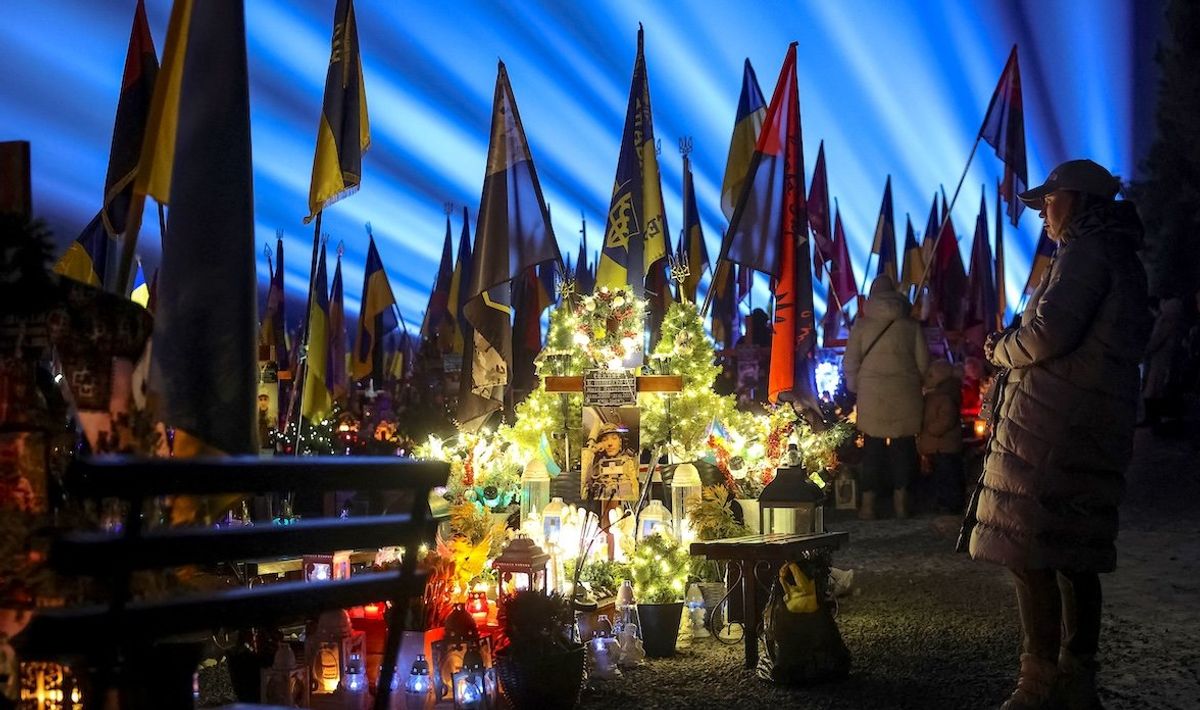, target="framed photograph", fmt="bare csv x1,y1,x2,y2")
581,405,640,501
